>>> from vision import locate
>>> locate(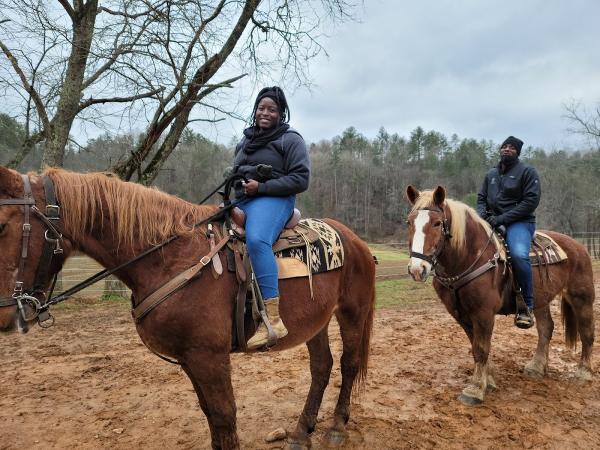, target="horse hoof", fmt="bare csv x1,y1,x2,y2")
486,380,497,392
524,362,545,378
285,439,311,450
285,432,311,450
458,393,483,406
574,367,593,382
324,429,347,447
